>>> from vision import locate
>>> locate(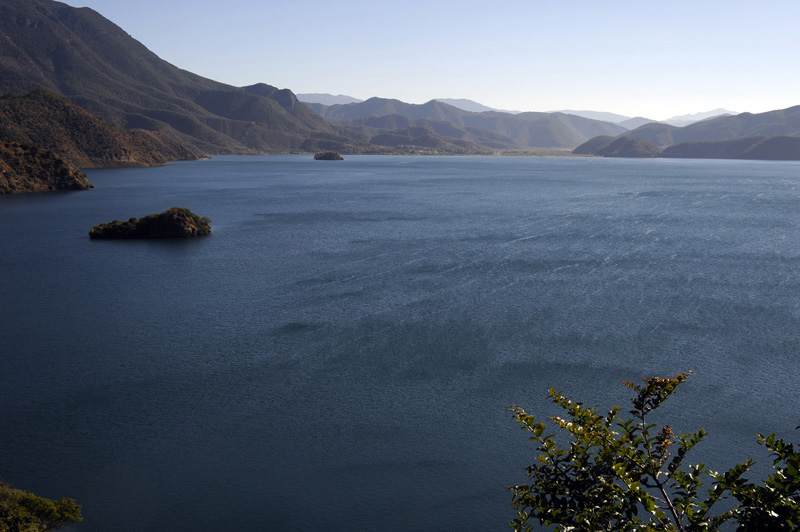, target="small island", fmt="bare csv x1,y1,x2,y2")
313,151,344,160
89,207,211,239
